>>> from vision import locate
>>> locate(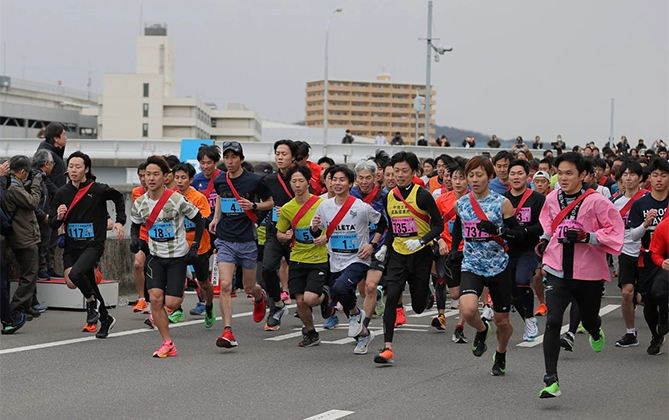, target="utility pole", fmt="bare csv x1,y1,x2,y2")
424,1,433,144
